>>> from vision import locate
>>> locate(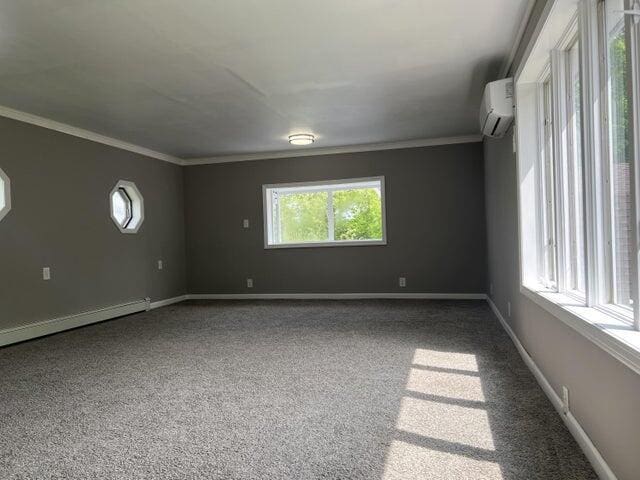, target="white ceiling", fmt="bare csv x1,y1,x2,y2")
0,0,530,159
